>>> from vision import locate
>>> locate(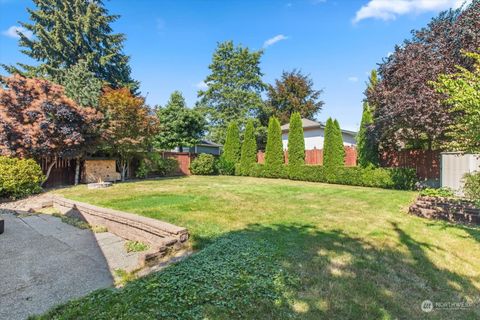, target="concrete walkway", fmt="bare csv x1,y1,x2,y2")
0,211,142,320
